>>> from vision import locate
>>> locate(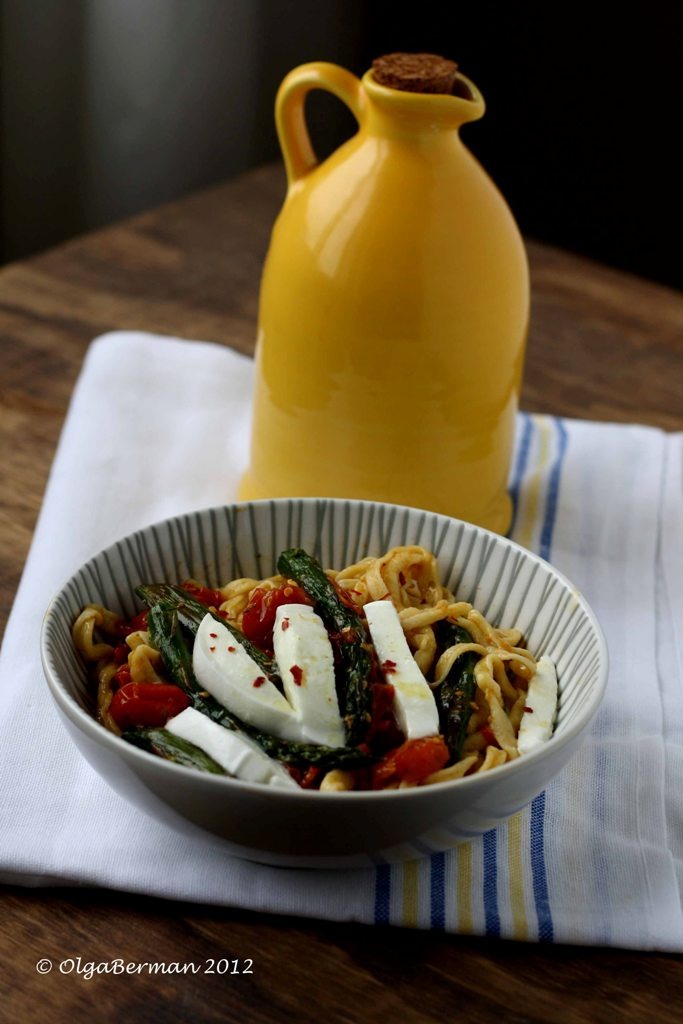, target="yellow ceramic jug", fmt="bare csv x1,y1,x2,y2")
239,60,529,534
